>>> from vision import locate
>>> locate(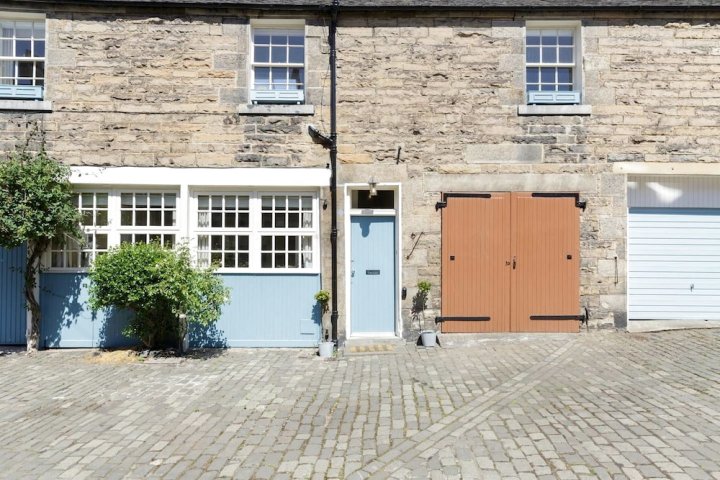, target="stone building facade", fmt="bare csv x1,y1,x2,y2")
1,0,719,347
